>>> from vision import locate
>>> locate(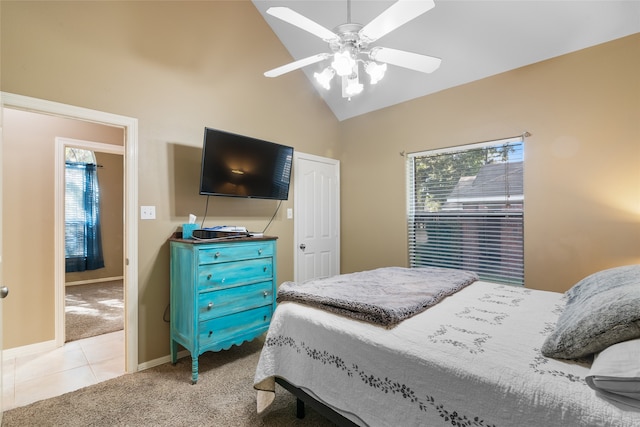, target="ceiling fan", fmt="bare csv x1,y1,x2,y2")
264,0,441,99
